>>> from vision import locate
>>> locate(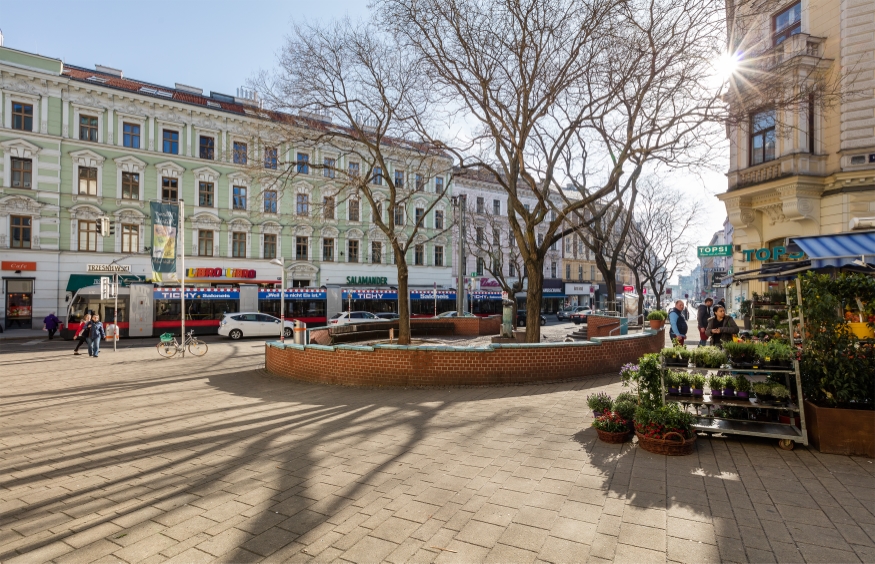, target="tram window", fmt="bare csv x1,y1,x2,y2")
210,300,239,319
156,301,182,321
